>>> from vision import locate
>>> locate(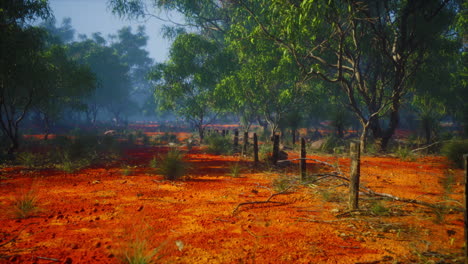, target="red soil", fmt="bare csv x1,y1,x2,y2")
0,141,465,263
